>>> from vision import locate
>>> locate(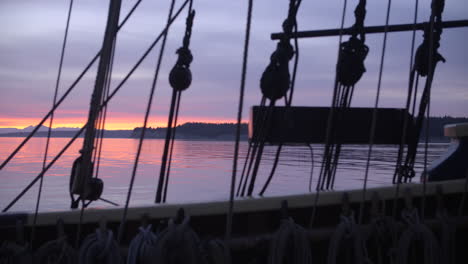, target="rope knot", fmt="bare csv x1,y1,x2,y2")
282,0,299,35
397,164,416,181
282,17,296,36
431,0,445,21
175,47,193,67
183,10,195,49
352,0,367,41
